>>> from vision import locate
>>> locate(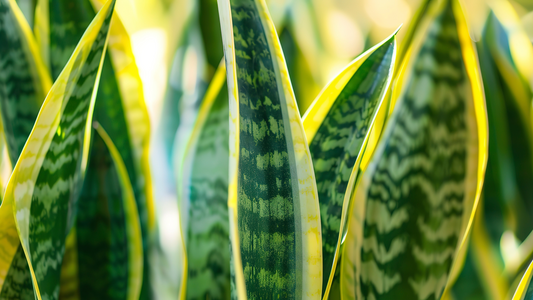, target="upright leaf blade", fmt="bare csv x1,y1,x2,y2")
0,0,51,298
302,30,397,298
218,0,322,298
178,63,230,299
0,0,51,166
340,0,488,298
3,1,115,298
34,0,154,296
